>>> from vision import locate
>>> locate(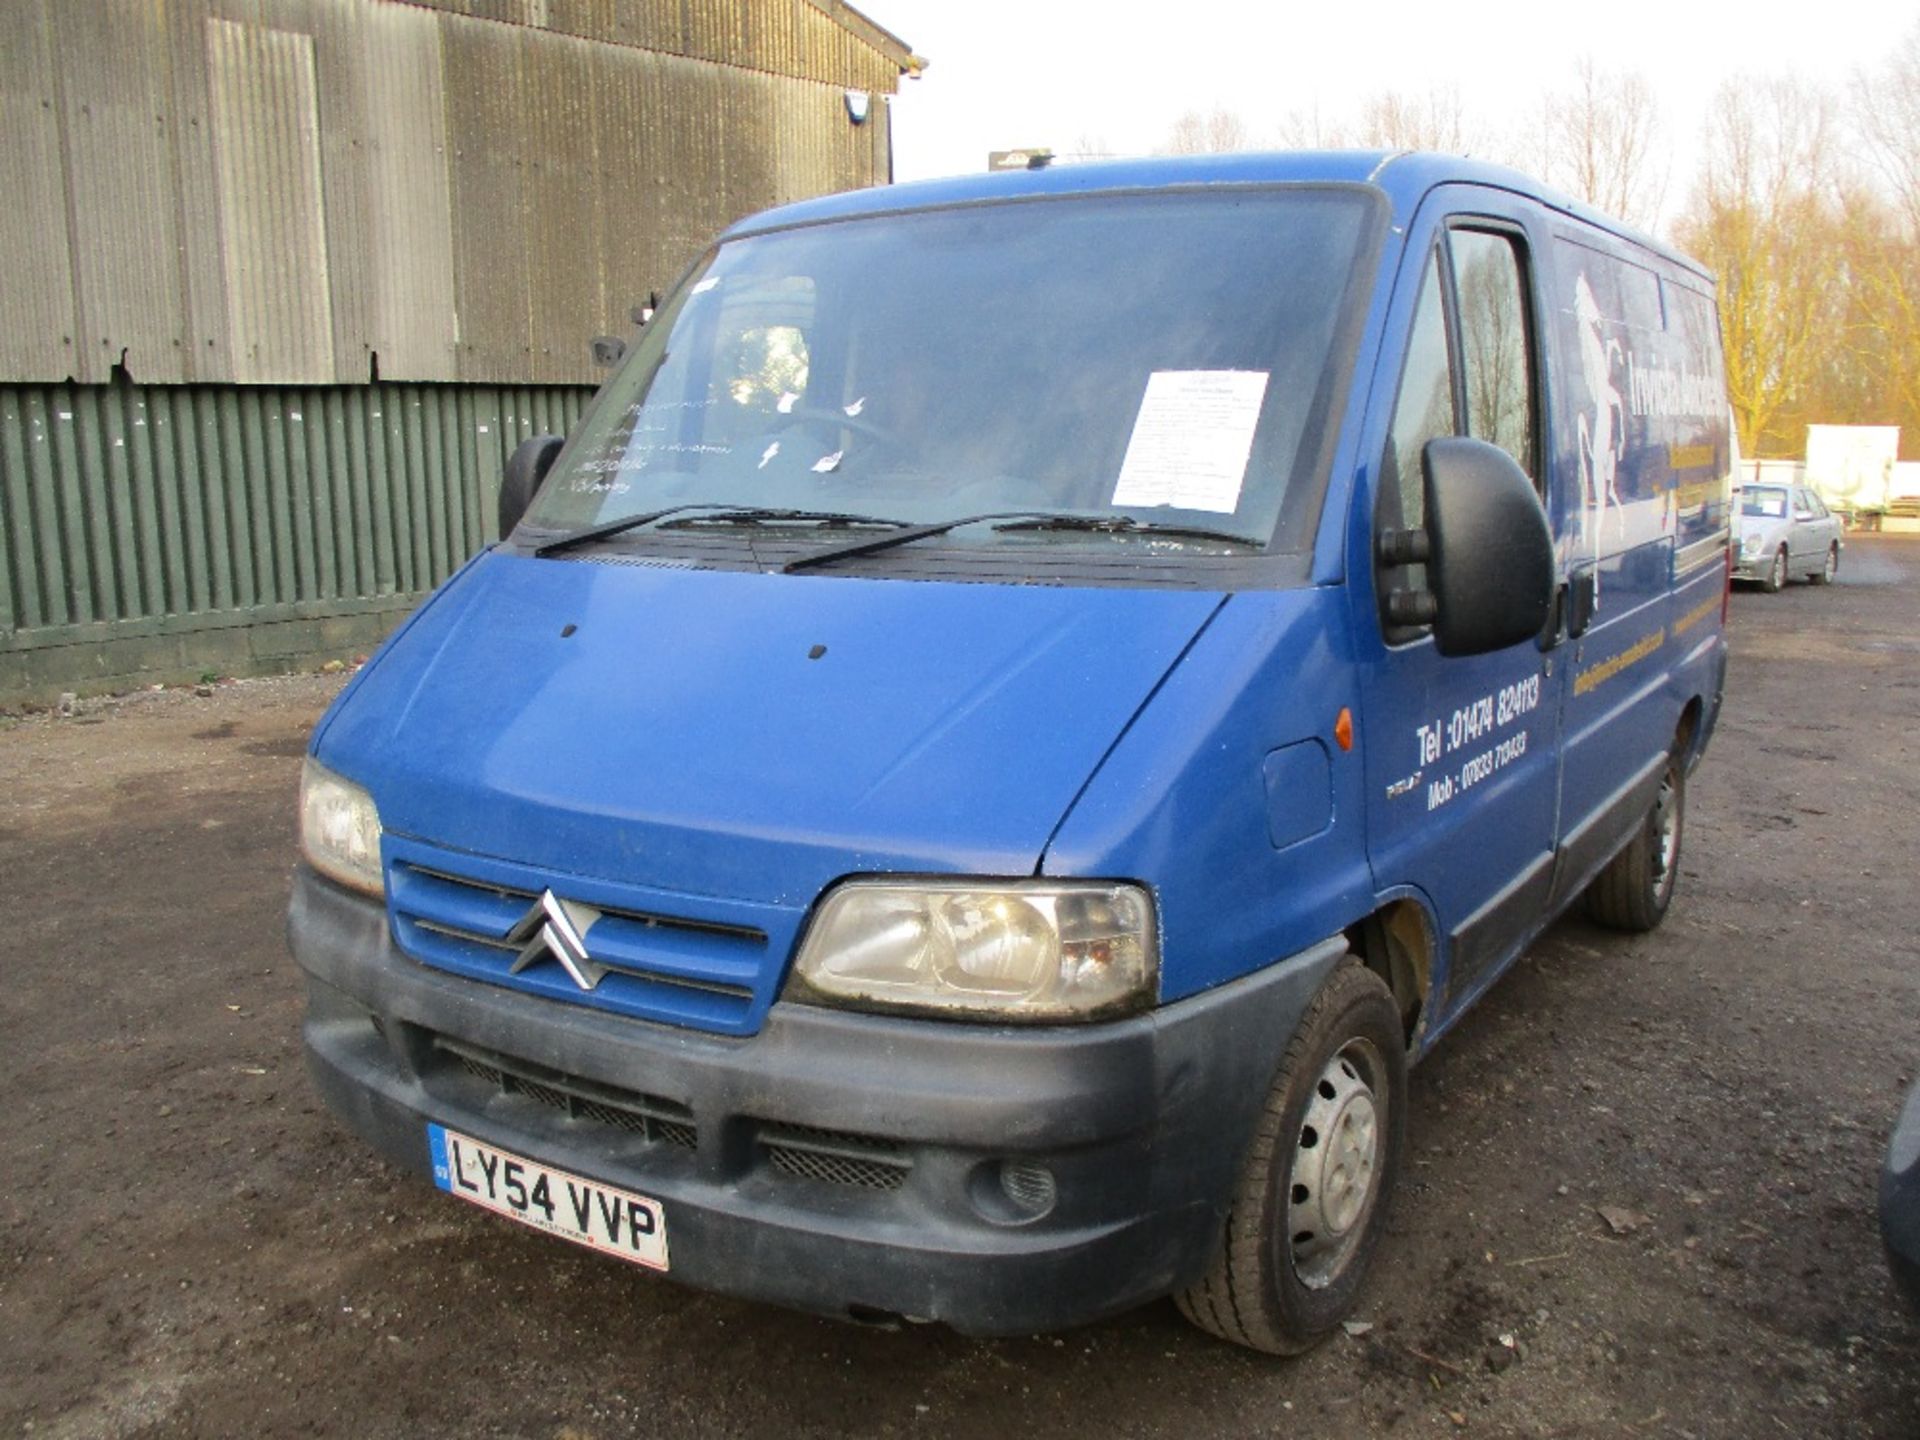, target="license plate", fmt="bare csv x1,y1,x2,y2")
428,1124,669,1271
